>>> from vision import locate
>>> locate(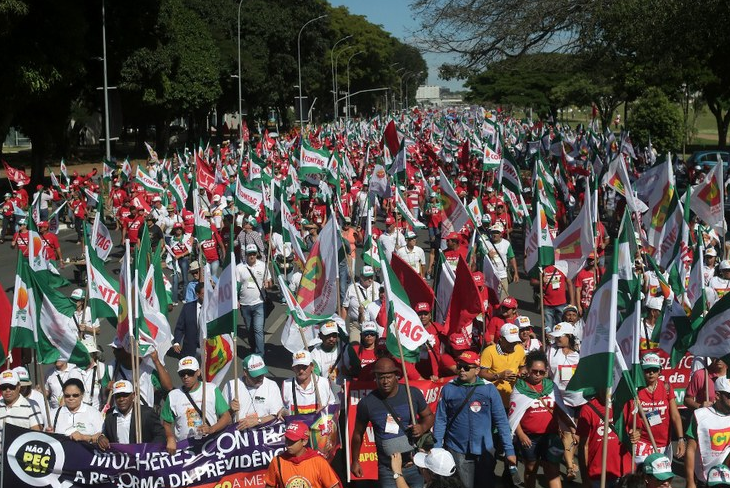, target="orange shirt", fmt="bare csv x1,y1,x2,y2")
264,451,340,488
